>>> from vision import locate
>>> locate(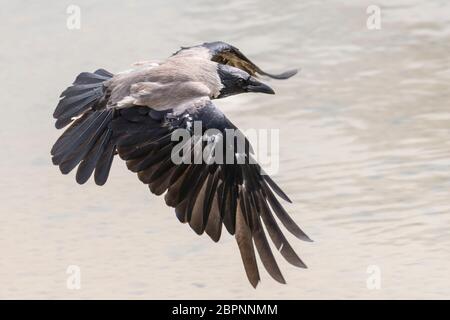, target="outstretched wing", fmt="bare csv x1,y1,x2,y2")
112,99,311,287
175,41,298,80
